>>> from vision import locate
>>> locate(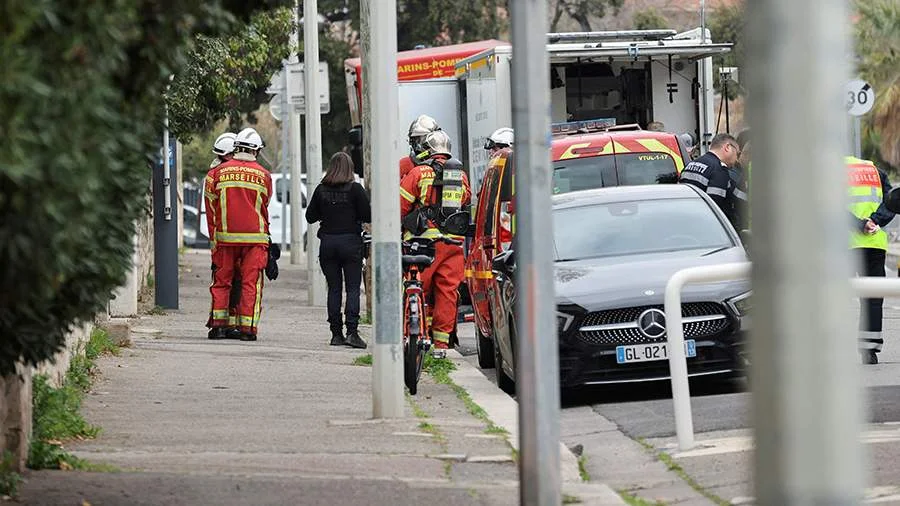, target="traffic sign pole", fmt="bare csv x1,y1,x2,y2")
845,78,875,158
